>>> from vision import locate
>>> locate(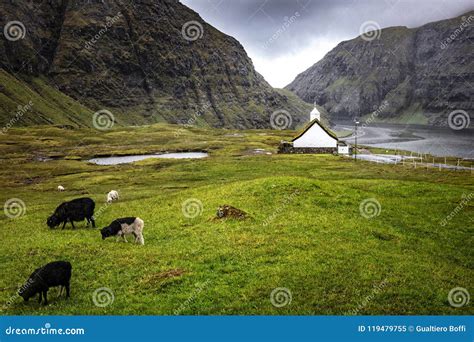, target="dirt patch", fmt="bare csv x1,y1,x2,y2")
139,268,187,288
26,249,39,256
20,176,43,185
214,205,250,220
372,231,397,241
